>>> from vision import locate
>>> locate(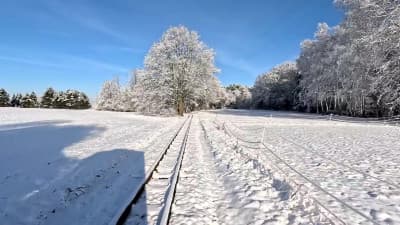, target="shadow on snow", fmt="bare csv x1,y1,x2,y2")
0,121,148,225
